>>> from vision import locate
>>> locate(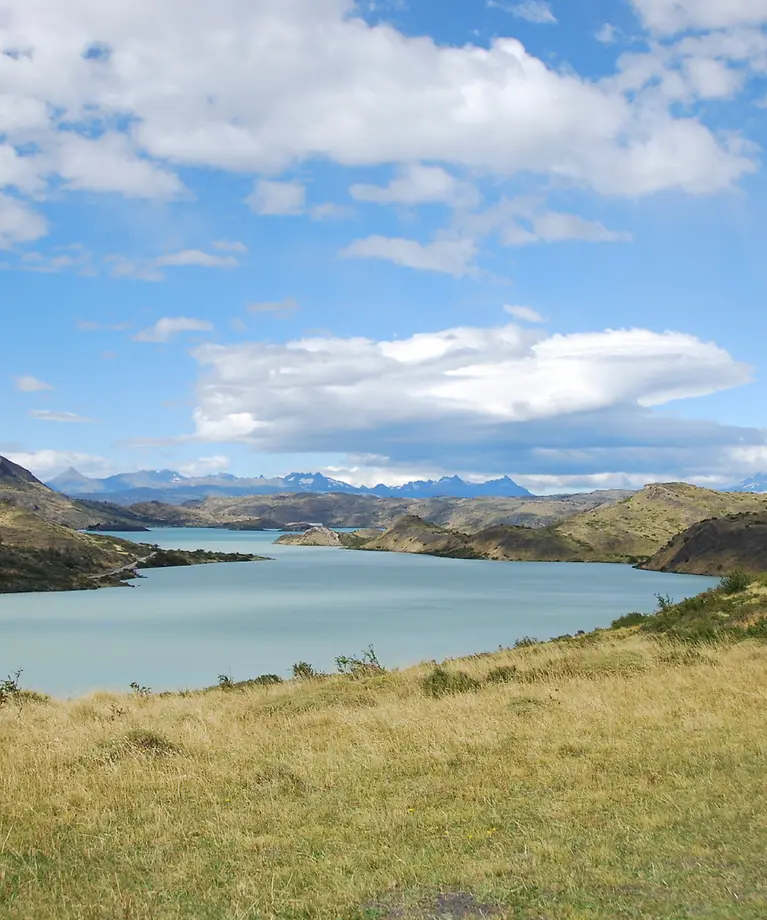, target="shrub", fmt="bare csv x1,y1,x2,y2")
102,729,182,761
485,665,517,684
720,570,752,594
335,645,386,678
129,681,152,697
249,674,284,686
655,593,675,612
422,666,481,698
745,618,767,639
292,661,321,680
217,674,234,690
611,612,651,629
0,669,22,708
513,636,540,649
